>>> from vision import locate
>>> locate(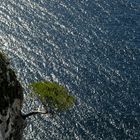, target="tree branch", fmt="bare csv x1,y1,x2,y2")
22,110,48,119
